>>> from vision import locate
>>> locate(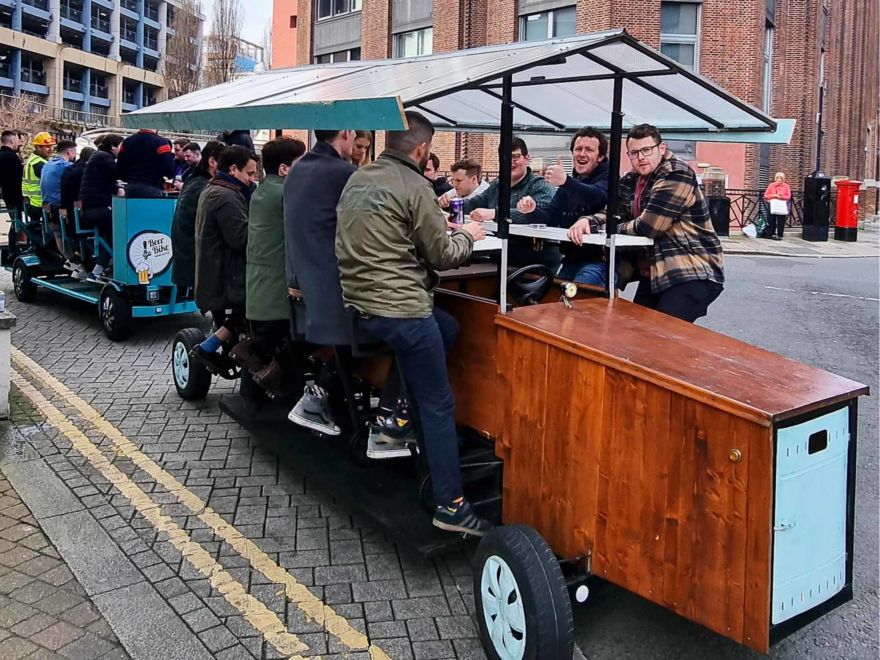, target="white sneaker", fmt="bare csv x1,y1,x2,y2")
71,268,89,281
366,426,414,460
287,384,341,436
